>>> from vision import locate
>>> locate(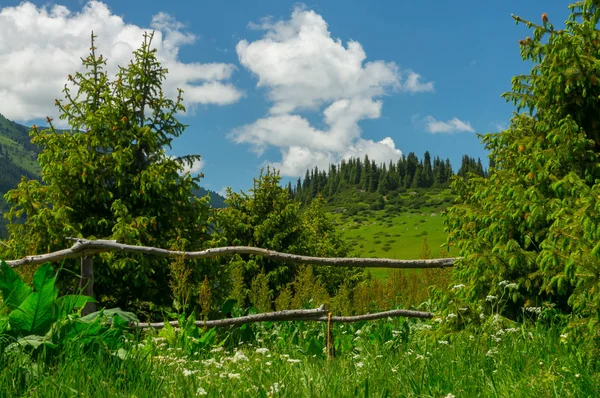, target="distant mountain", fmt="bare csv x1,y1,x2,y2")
195,186,227,209
0,114,226,238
